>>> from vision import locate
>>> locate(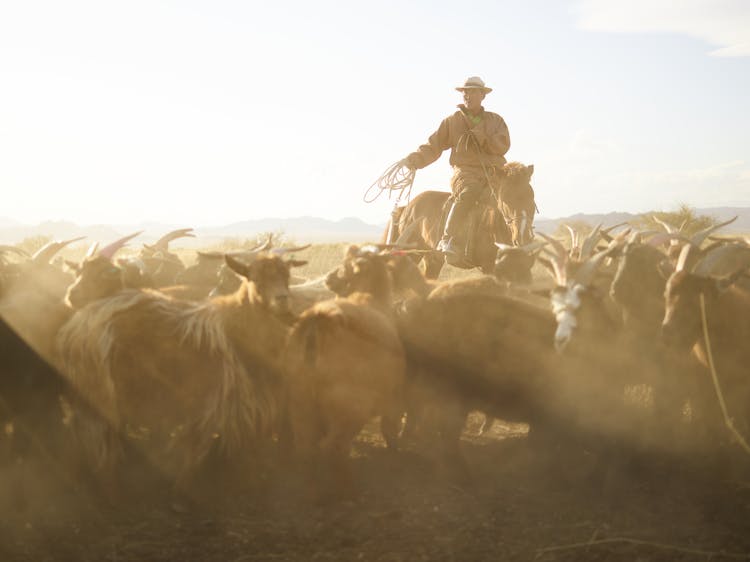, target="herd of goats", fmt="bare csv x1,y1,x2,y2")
0,215,749,505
